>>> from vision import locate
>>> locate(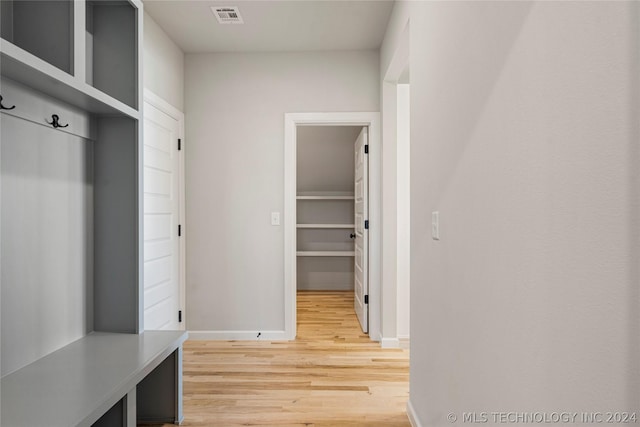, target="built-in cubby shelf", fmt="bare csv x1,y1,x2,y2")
86,0,138,109
296,191,354,200
1,39,139,118
297,251,355,257
0,0,141,119
296,192,355,256
1,0,144,350
0,0,74,74
0,1,163,424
